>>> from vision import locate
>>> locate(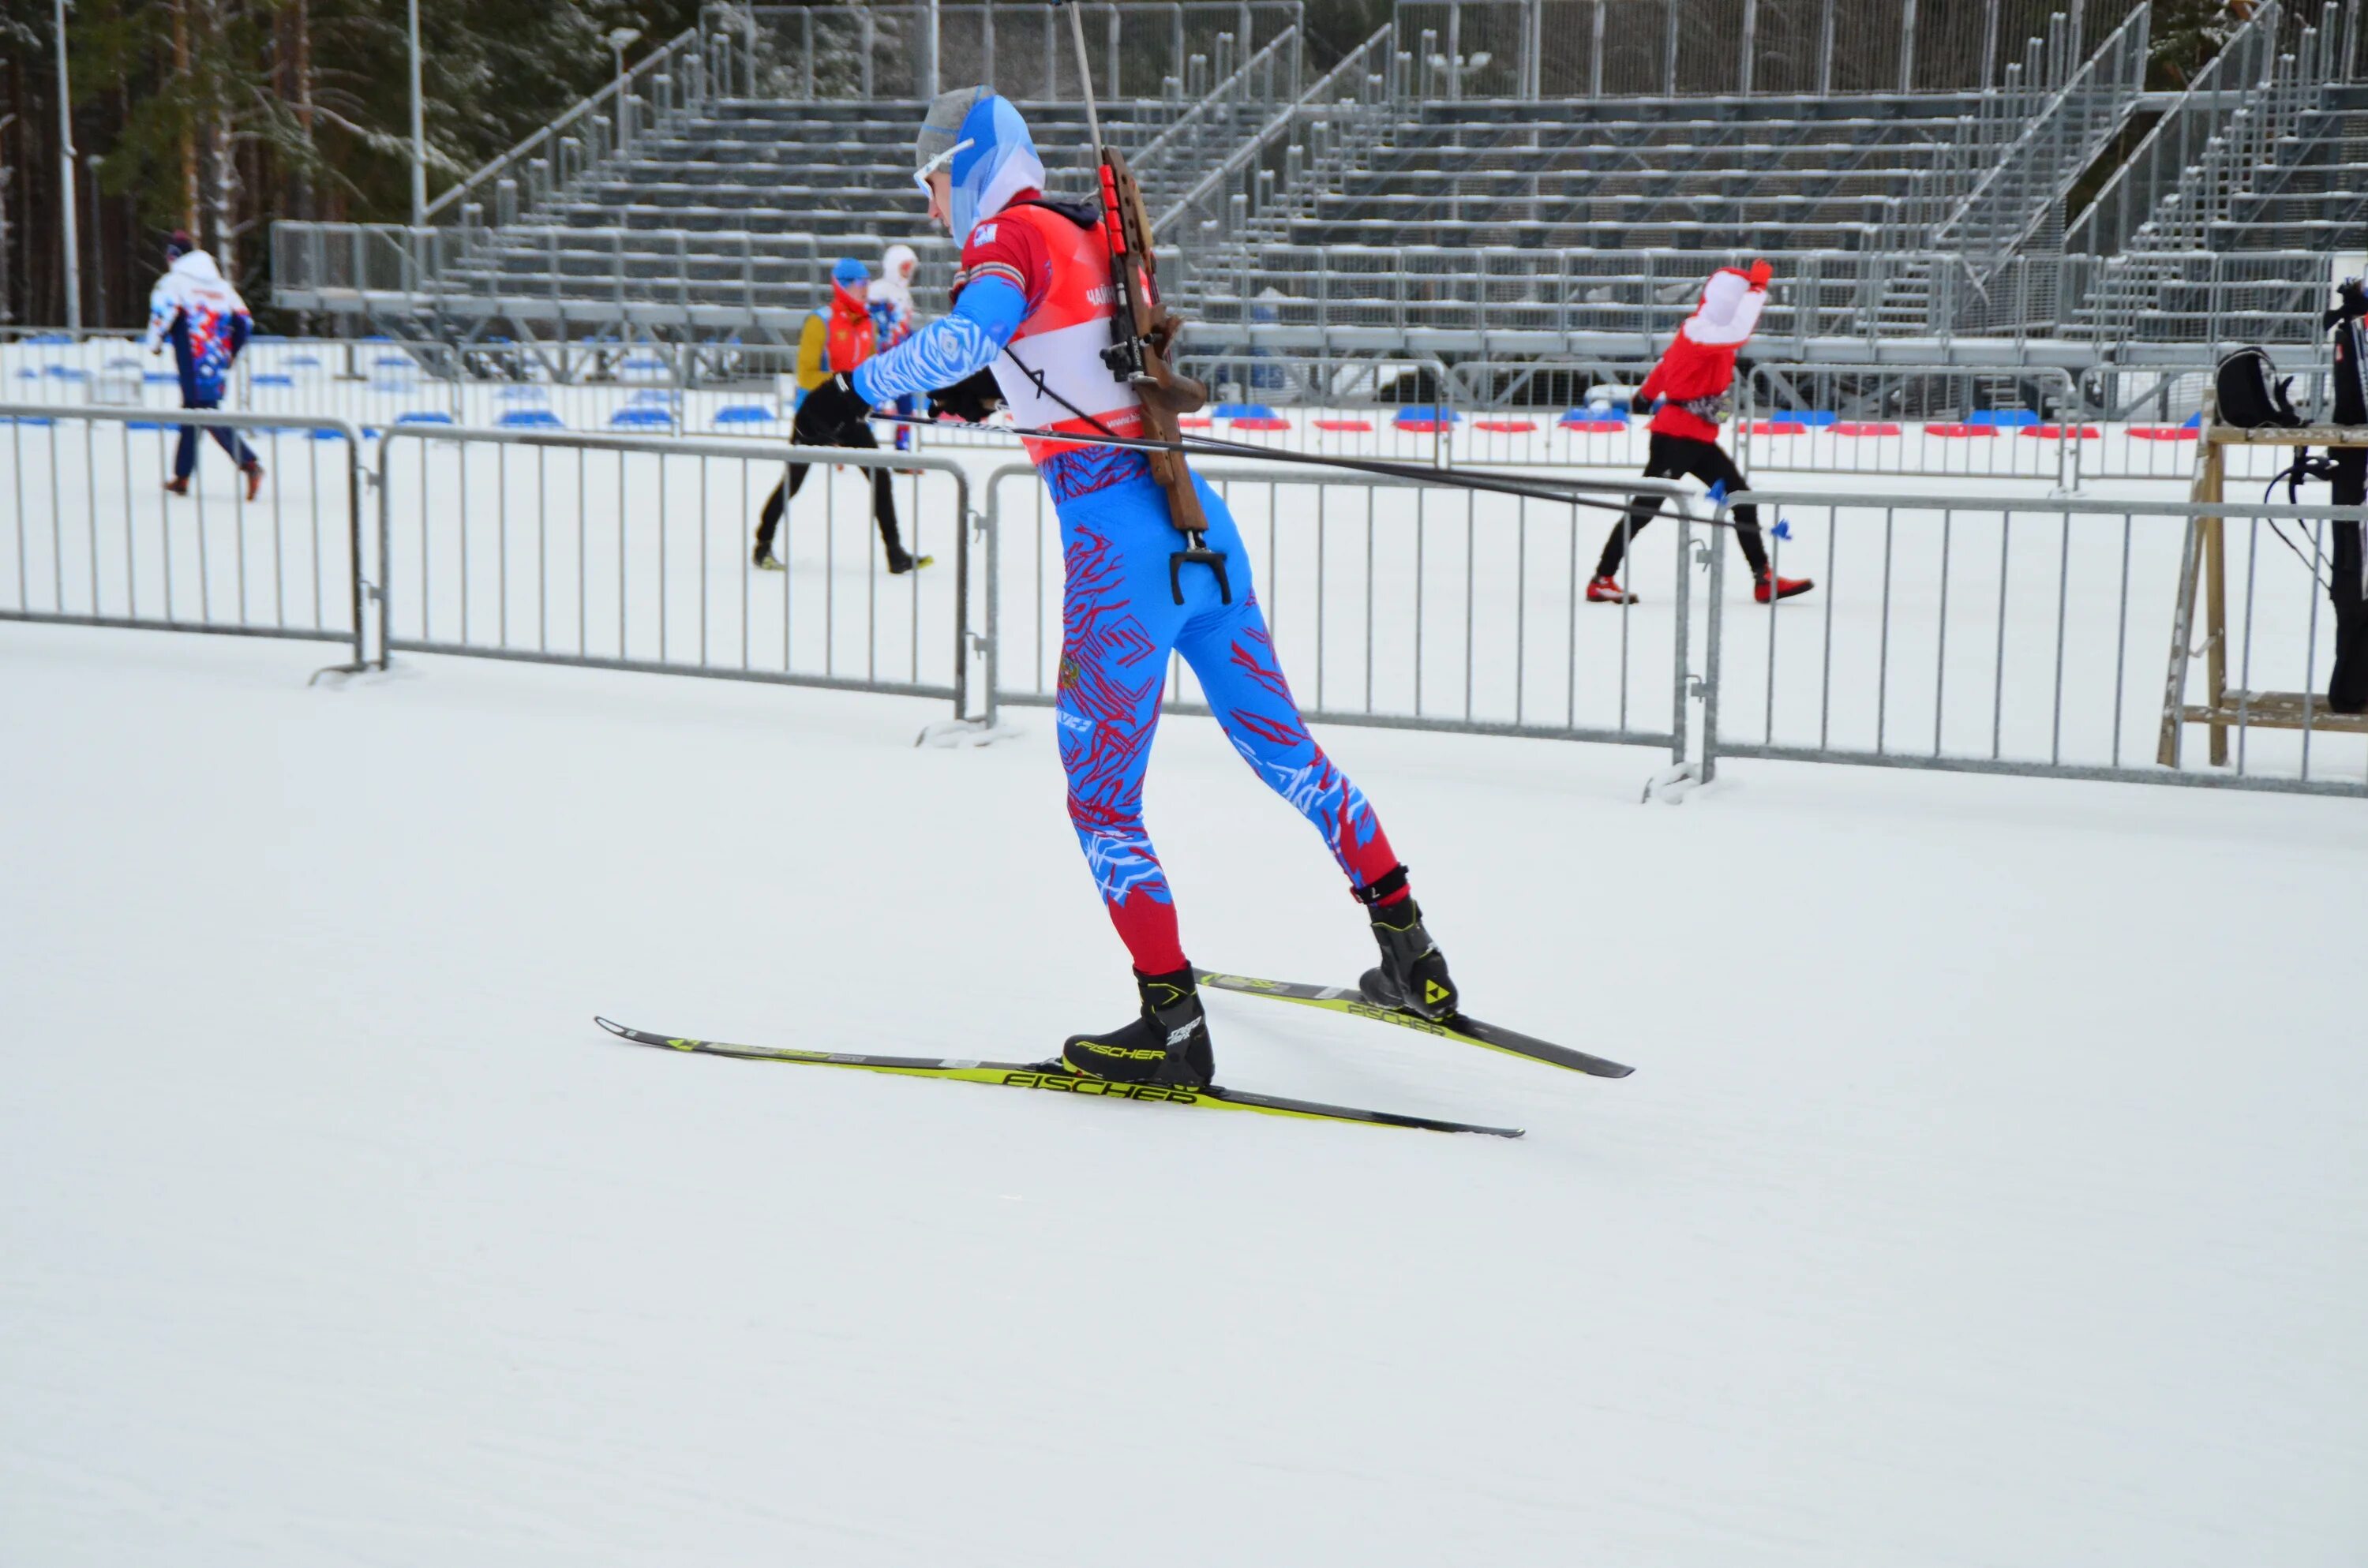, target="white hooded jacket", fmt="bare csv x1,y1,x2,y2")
143,249,251,354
